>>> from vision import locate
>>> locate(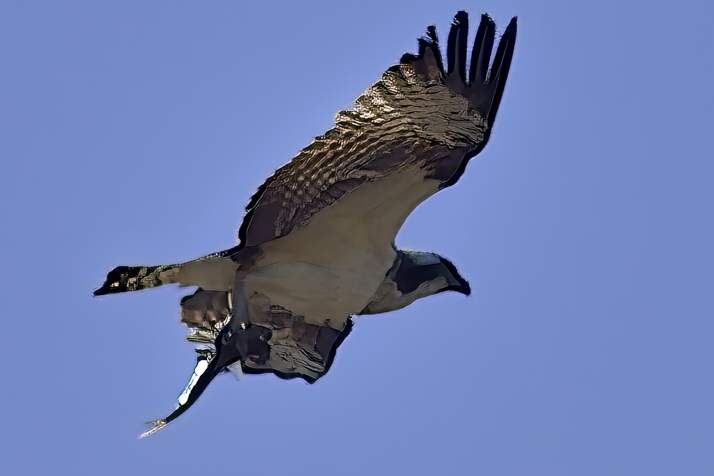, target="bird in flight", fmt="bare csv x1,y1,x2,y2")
94,11,517,438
